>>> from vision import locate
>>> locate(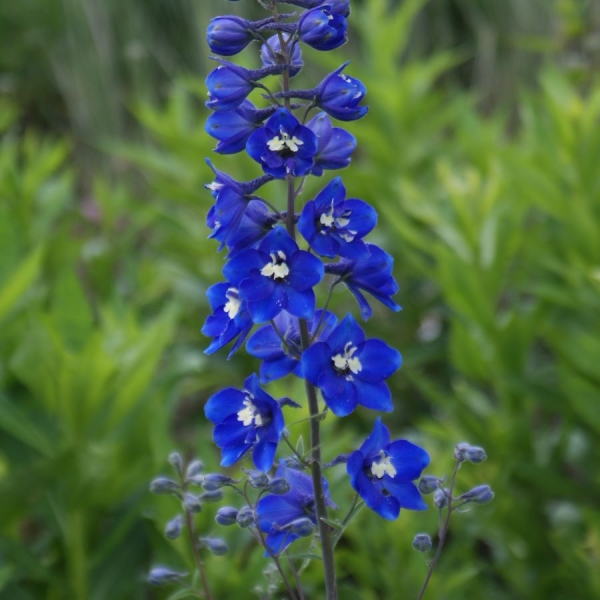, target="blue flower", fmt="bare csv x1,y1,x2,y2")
205,101,277,154
246,108,318,178
257,463,336,555
347,418,429,520
325,243,401,319
246,309,338,383
223,227,324,323
205,160,272,251
298,176,377,258
301,313,401,416
204,374,285,471
202,282,253,358
298,6,347,51
224,200,280,258
206,61,285,112
261,34,303,78
315,63,368,121
306,112,356,175
206,16,254,56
